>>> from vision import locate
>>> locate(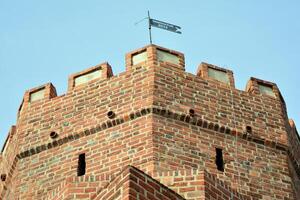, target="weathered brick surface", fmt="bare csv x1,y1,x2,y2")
47,175,109,200
151,113,294,199
10,115,154,199
0,44,299,199
94,165,185,200
150,168,248,200
153,61,287,146
287,120,300,199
